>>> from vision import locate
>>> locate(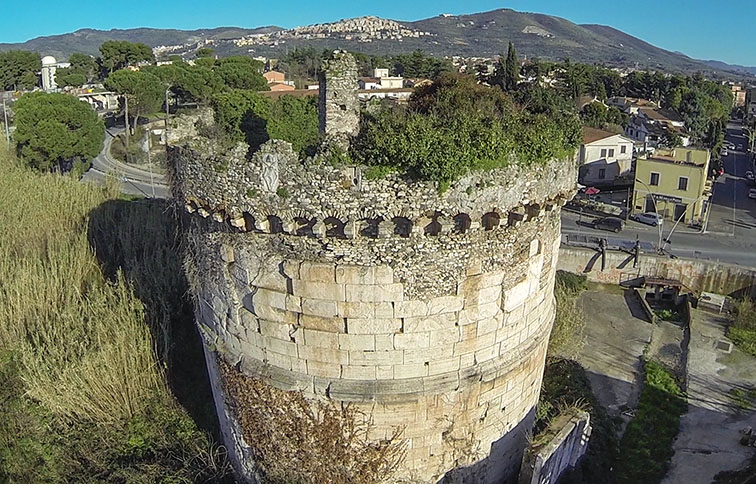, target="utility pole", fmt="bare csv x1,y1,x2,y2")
164,88,170,155
2,98,9,151
146,132,155,198
124,95,130,153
